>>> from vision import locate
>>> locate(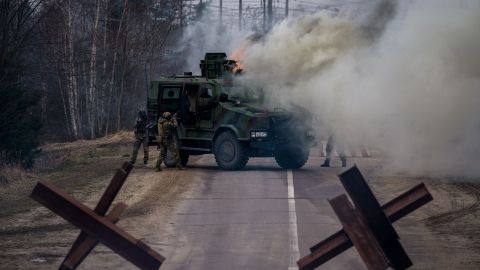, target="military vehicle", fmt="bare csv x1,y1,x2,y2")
147,53,315,170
